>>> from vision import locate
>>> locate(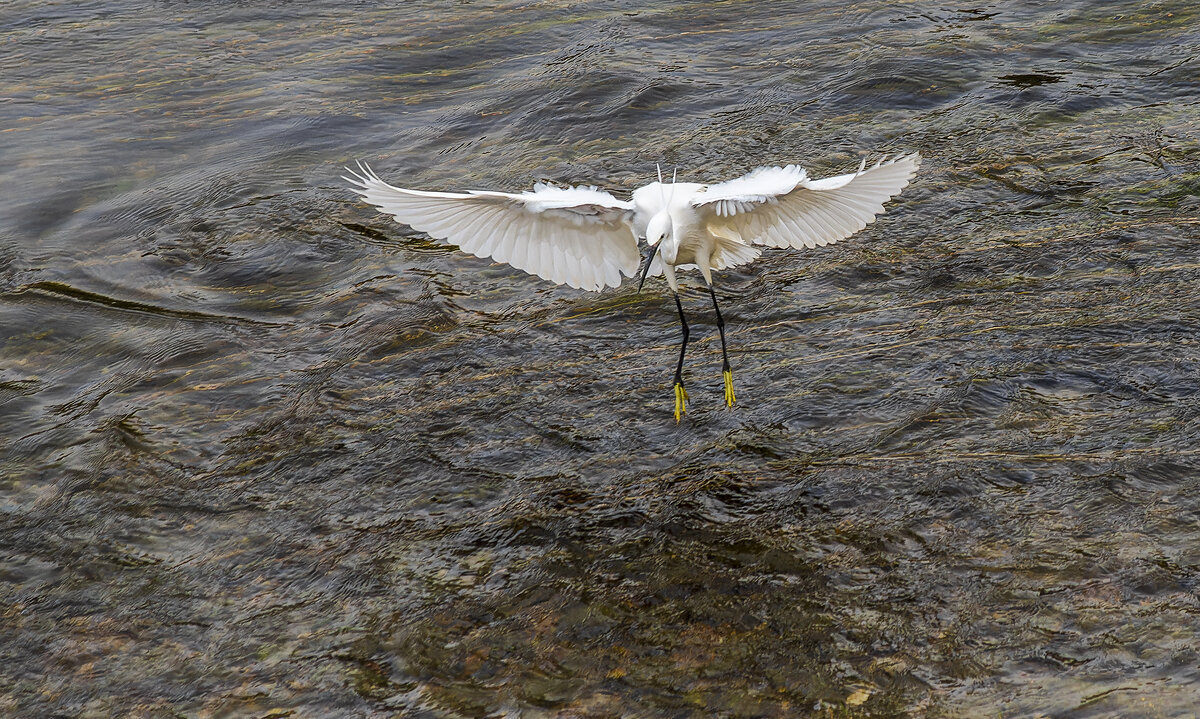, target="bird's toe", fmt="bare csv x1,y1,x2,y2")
673,382,689,422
